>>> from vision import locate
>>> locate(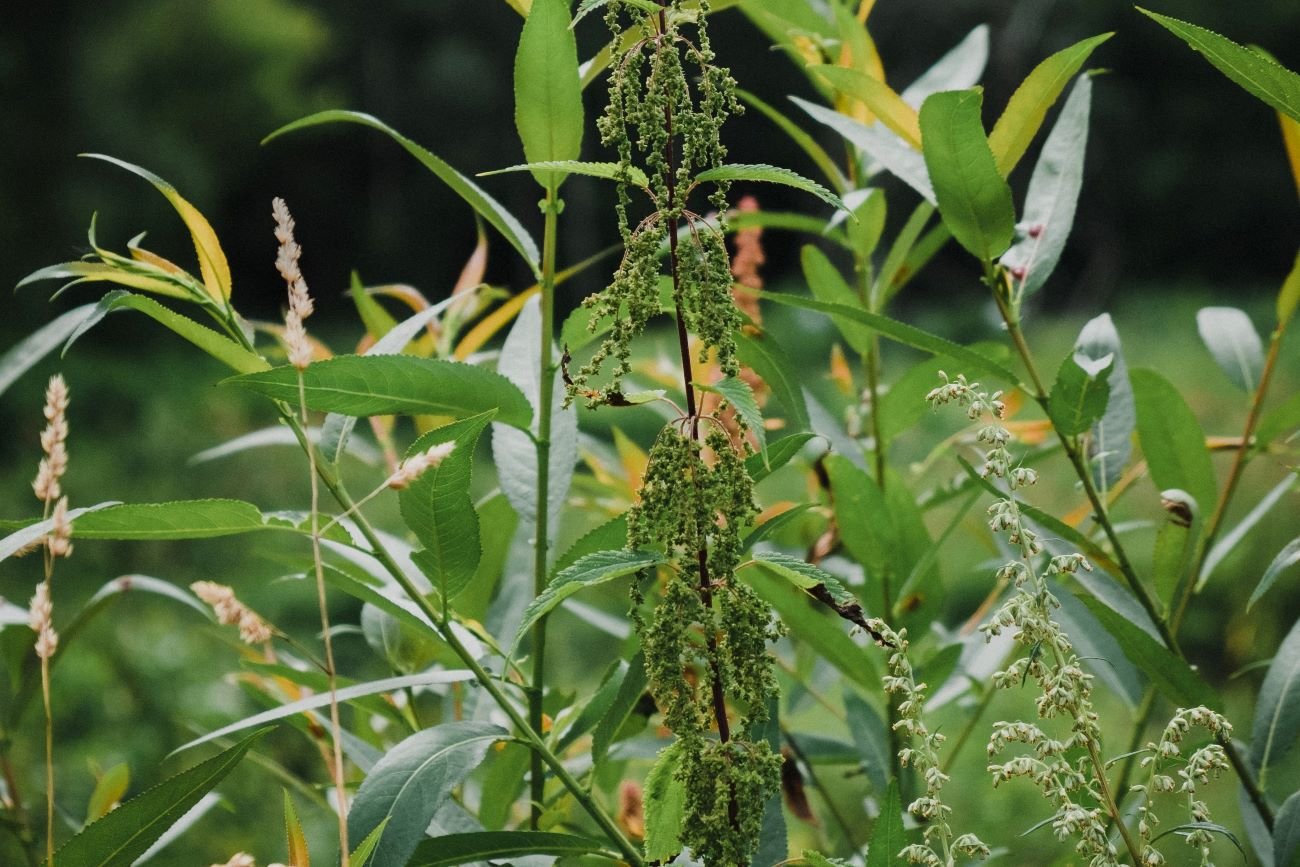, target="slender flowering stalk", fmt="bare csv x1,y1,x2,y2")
273,197,349,862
